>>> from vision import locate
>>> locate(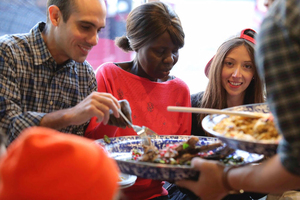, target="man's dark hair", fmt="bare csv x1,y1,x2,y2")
47,0,76,23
